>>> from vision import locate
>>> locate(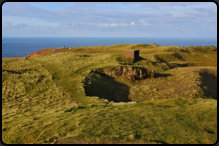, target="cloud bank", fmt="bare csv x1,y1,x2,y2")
2,2,217,38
